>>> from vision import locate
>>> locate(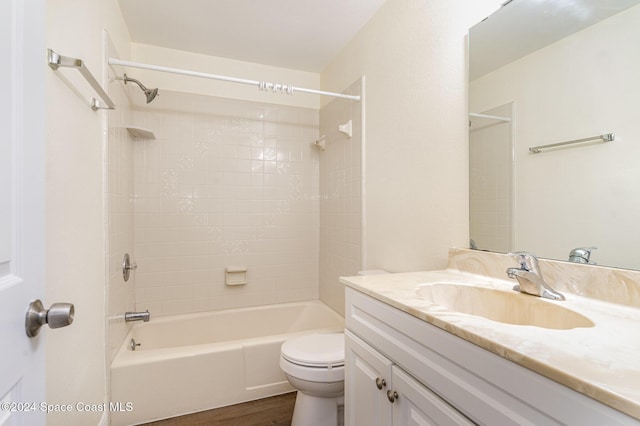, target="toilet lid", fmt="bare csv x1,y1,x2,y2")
281,333,345,368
